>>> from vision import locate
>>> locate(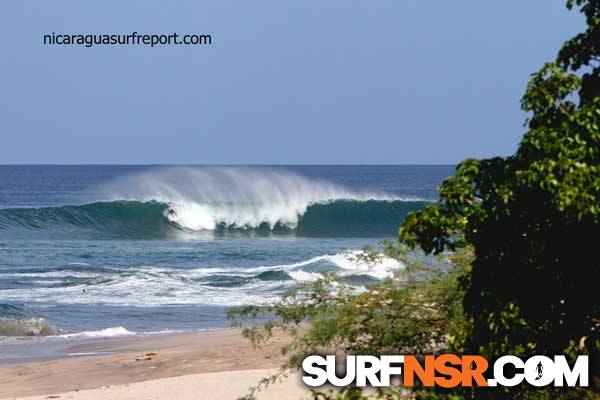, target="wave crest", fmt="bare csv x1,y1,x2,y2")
0,168,428,238
0,199,425,238
101,167,405,230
